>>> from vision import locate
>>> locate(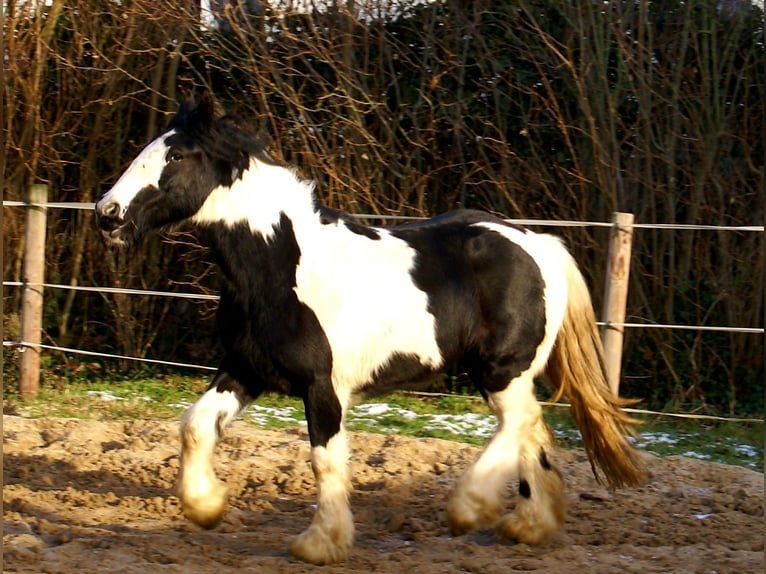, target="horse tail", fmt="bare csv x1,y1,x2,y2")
545,243,647,489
